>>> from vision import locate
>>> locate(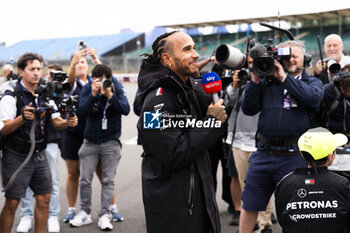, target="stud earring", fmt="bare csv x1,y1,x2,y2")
168,64,172,67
